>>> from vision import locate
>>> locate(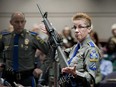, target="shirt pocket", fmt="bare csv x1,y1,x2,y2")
70,51,84,70
4,45,13,60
